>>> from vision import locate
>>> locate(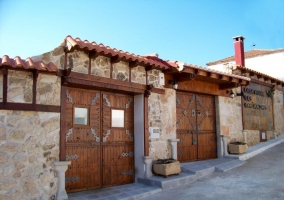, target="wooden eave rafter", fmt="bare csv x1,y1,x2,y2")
233,67,284,89
166,66,249,88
